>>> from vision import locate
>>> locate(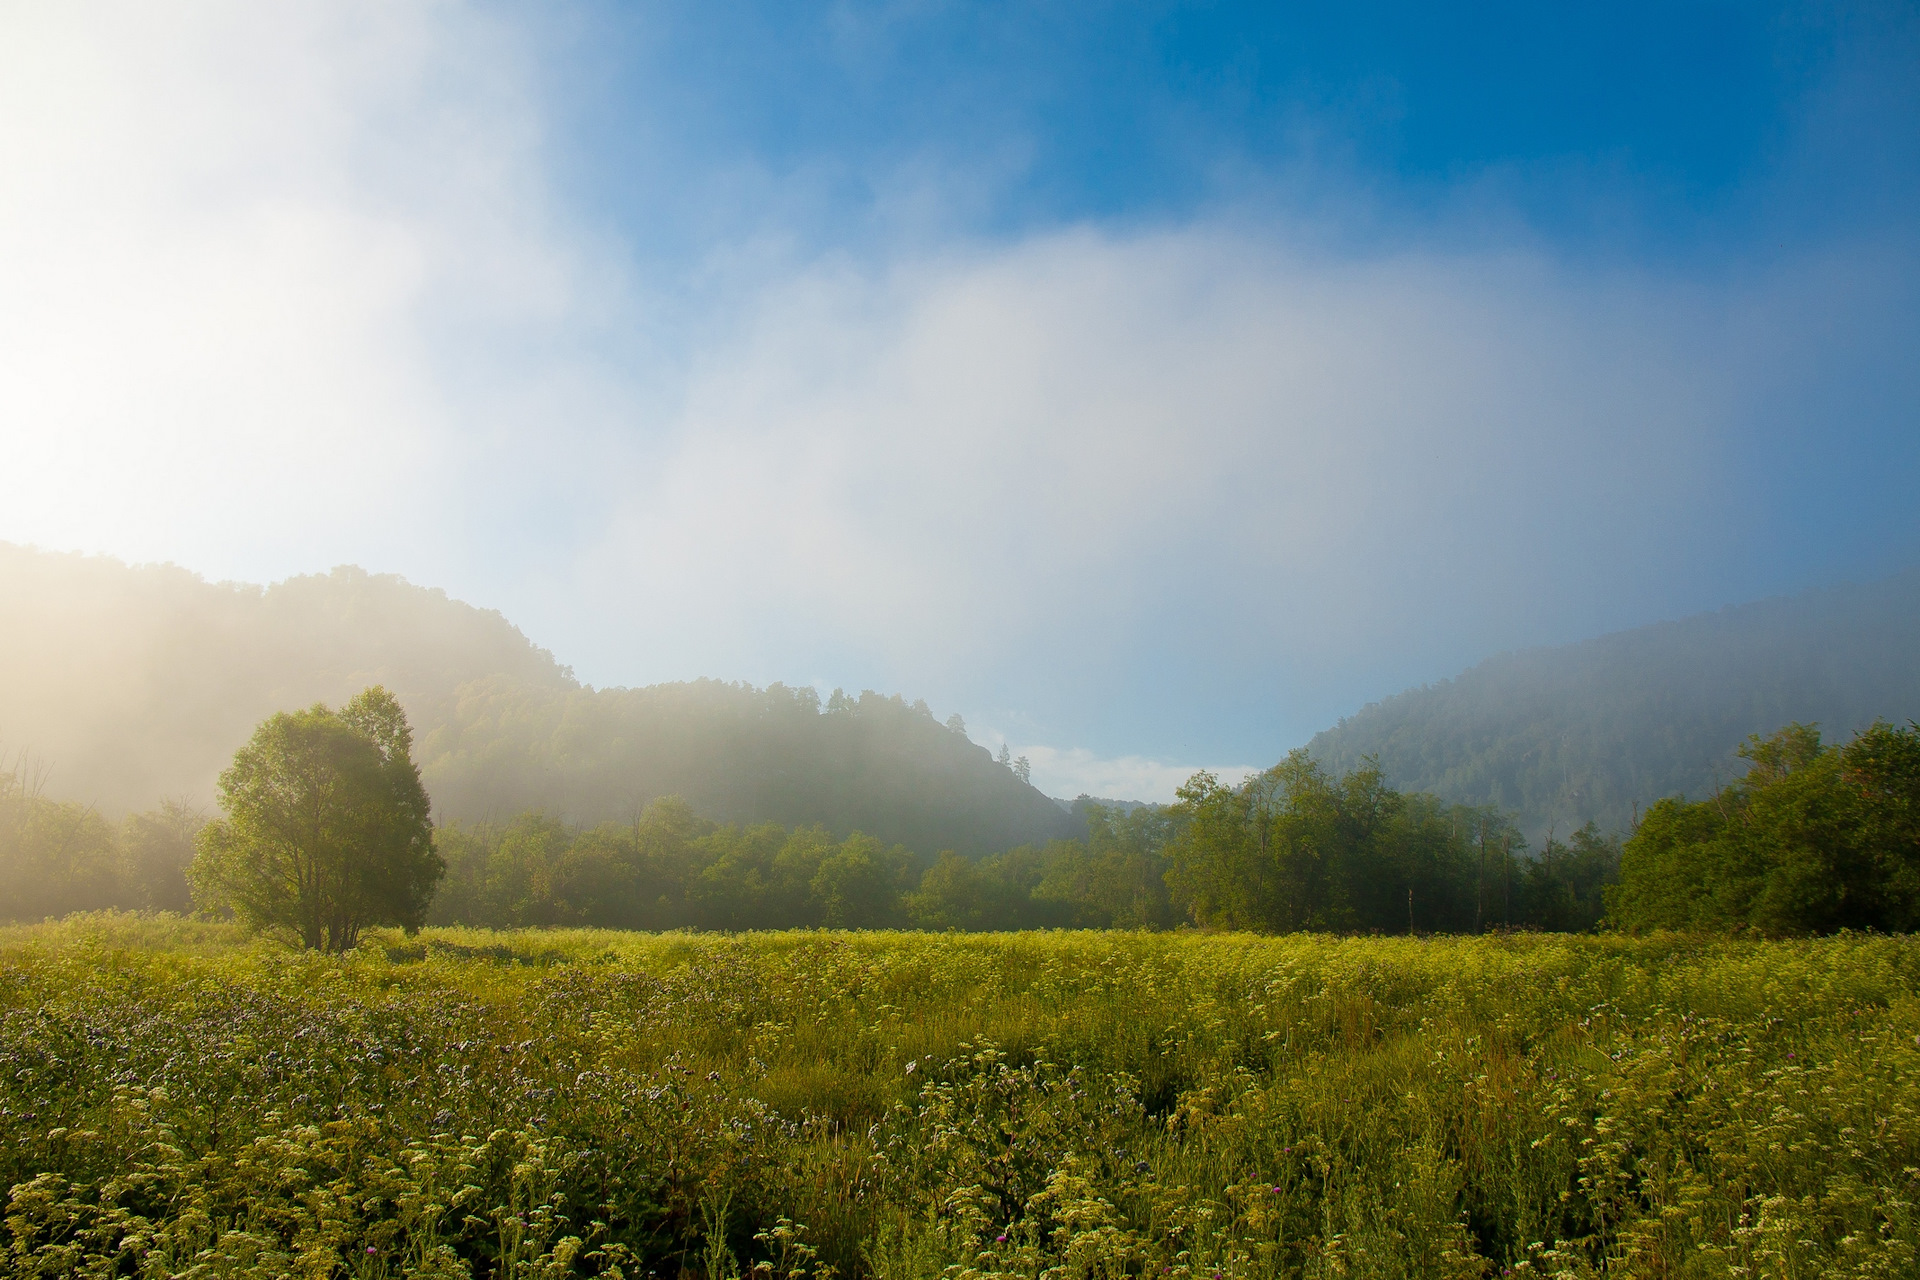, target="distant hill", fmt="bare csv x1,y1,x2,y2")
0,544,1075,855
1057,796,1159,817
1308,570,1920,841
